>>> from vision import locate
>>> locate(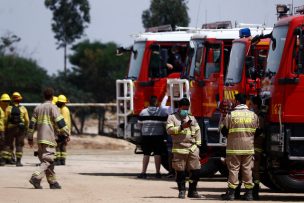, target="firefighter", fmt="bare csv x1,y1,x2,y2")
166,98,203,199
250,96,265,200
220,93,259,201
137,96,168,179
4,92,29,167
0,93,11,166
55,94,71,165
28,88,70,189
